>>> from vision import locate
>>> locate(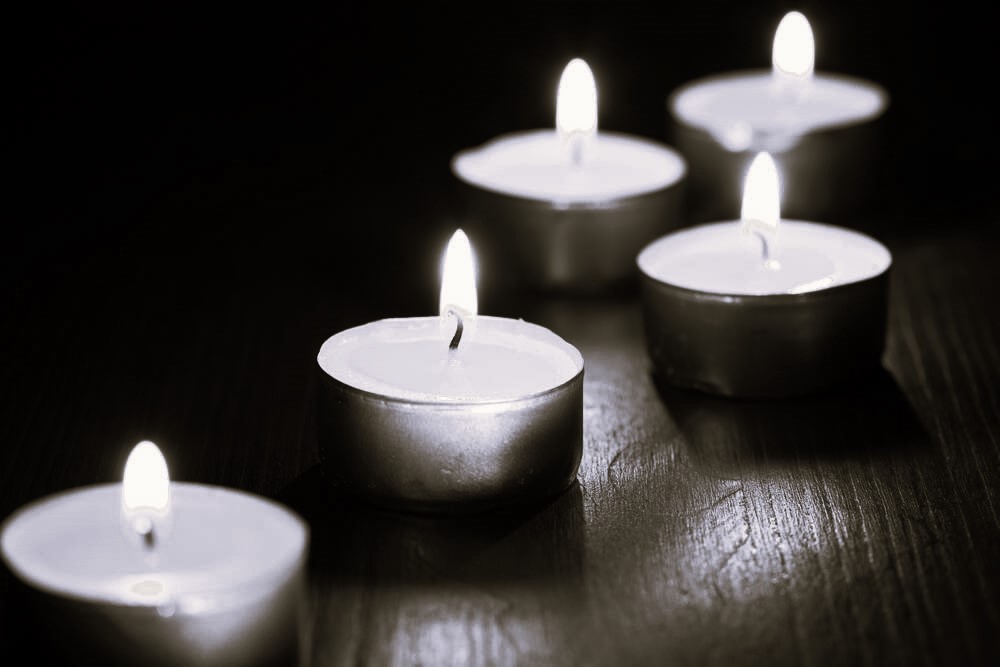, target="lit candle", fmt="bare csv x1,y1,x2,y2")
668,12,888,221
316,230,584,512
452,58,687,293
1,441,308,666
637,152,891,397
